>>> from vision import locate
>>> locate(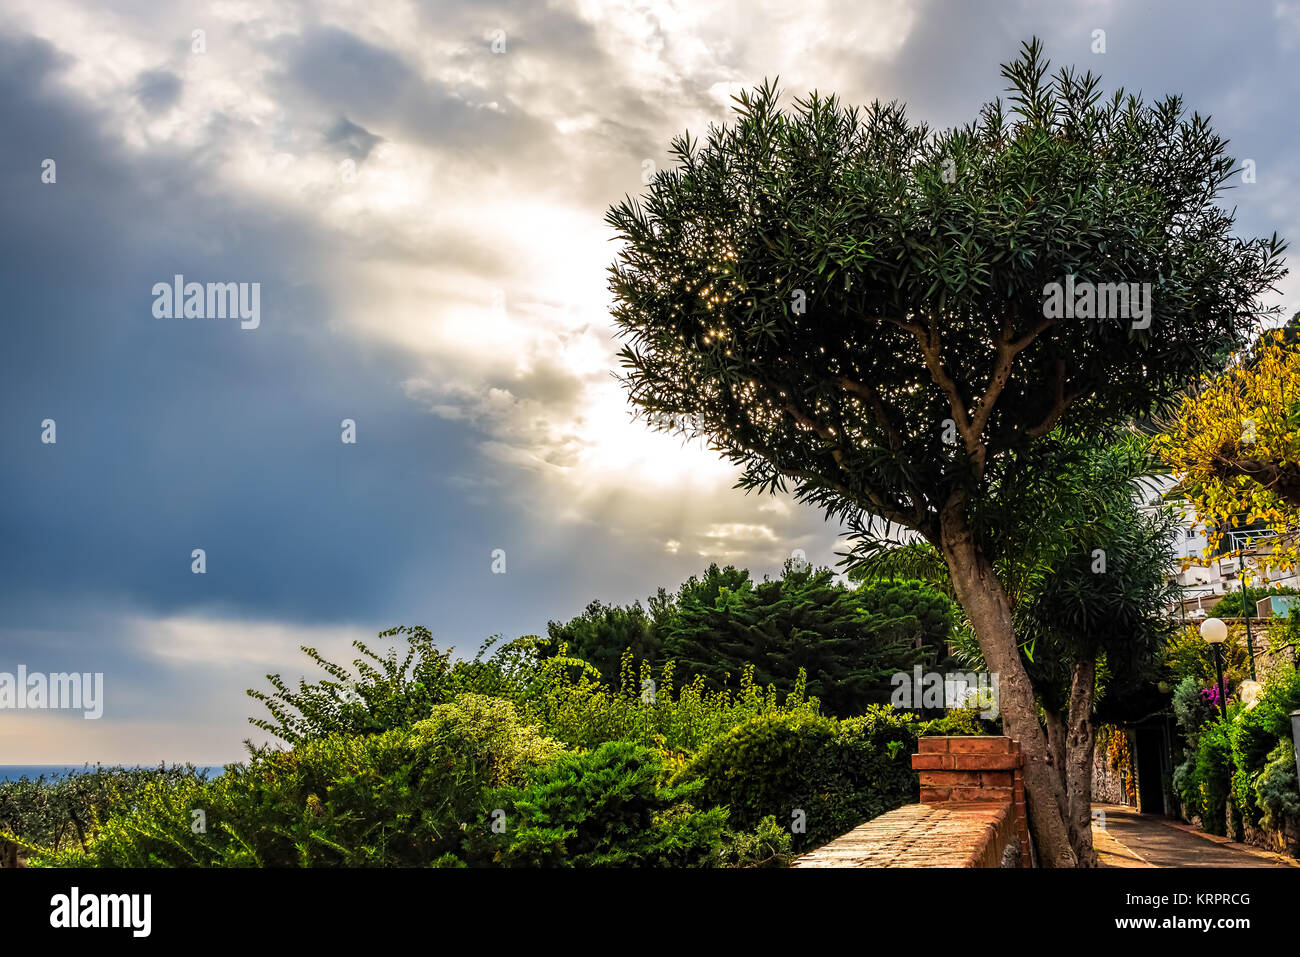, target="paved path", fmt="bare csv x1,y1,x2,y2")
1094,803,1298,868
